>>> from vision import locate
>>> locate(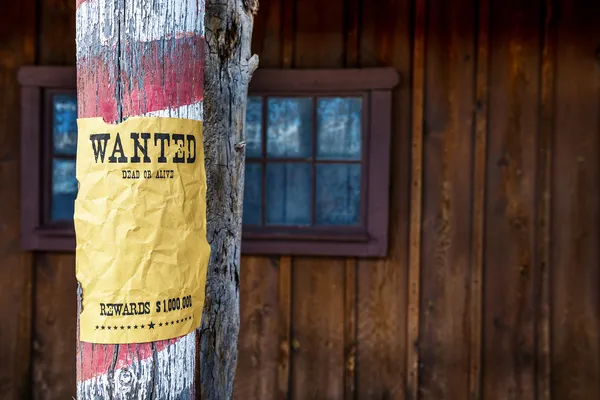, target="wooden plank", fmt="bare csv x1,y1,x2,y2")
32,254,77,399
418,0,476,397
469,0,490,398
234,257,280,399
344,258,357,400
407,0,426,397
355,0,411,397
281,0,294,68
39,0,76,65
535,1,556,399
0,0,35,399
293,0,344,67
482,0,542,398
290,258,345,399
551,0,600,398
278,256,292,400
344,0,359,67
250,0,281,68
